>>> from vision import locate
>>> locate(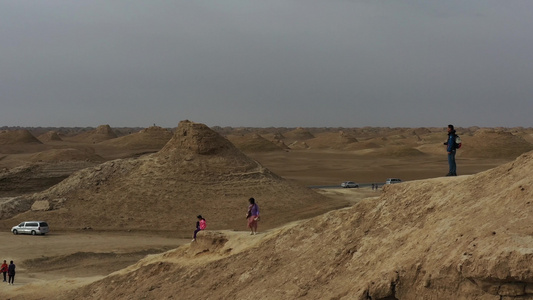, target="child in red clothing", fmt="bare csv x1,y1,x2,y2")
0,260,7,282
